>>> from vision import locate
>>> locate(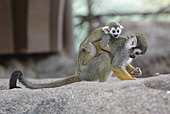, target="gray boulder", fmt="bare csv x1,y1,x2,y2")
0,74,170,114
